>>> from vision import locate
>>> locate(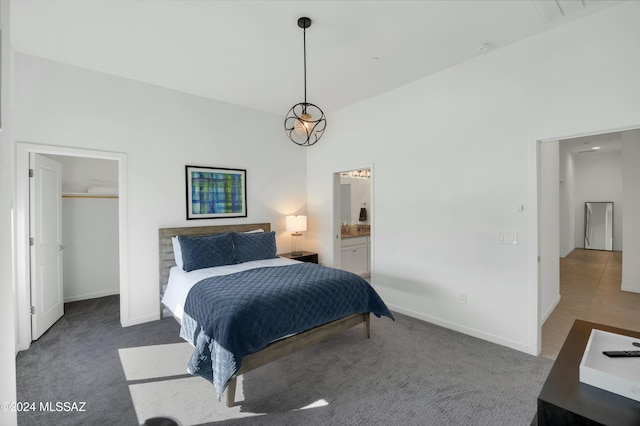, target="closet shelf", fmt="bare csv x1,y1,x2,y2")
62,193,118,199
